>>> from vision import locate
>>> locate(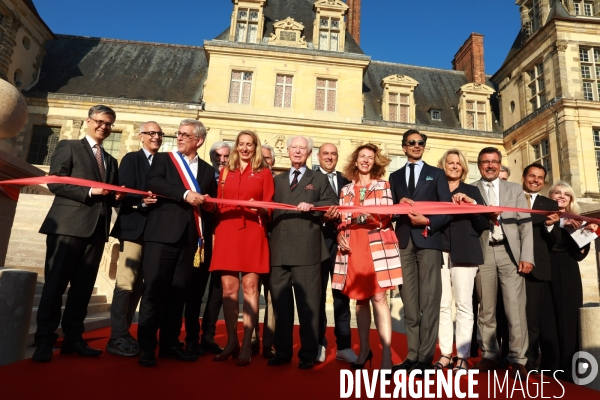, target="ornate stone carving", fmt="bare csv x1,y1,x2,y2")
554,40,568,53
268,17,308,48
